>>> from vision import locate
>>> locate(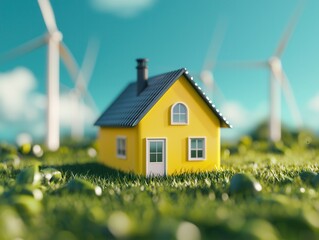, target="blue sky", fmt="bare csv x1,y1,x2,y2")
0,0,318,142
